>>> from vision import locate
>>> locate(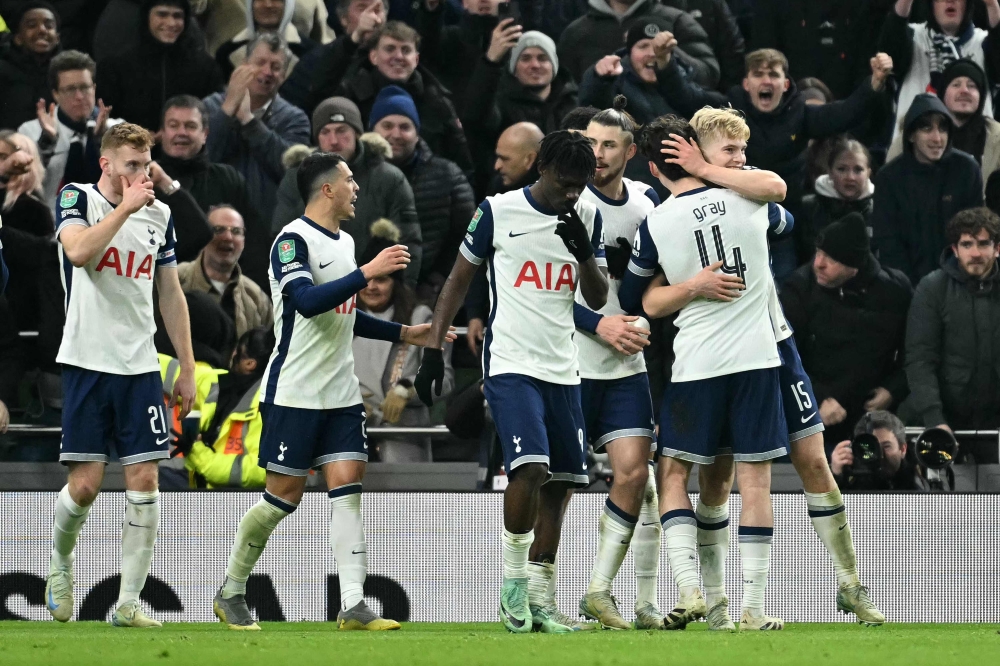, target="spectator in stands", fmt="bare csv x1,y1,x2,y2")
369,85,476,303
663,0,745,90
204,33,311,220
96,1,222,133
155,290,236,369
752,0,876,101
660,47,895,280
798,77,834,106
579,19,684,124
353,219,453,462
271,96,421,283
557,0,718,87
800,138,876,260
215,0,317,79
177,205,273,338
91,0,206,61
17,50,121,204
888,59,1000,192
291,0,337,44
313,20,474,174
154,95,270,287
781,212,913,447
830,411,930,491
872,93,983,285
905,207,1000,434
0,2,61,131
880,0,1000,145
